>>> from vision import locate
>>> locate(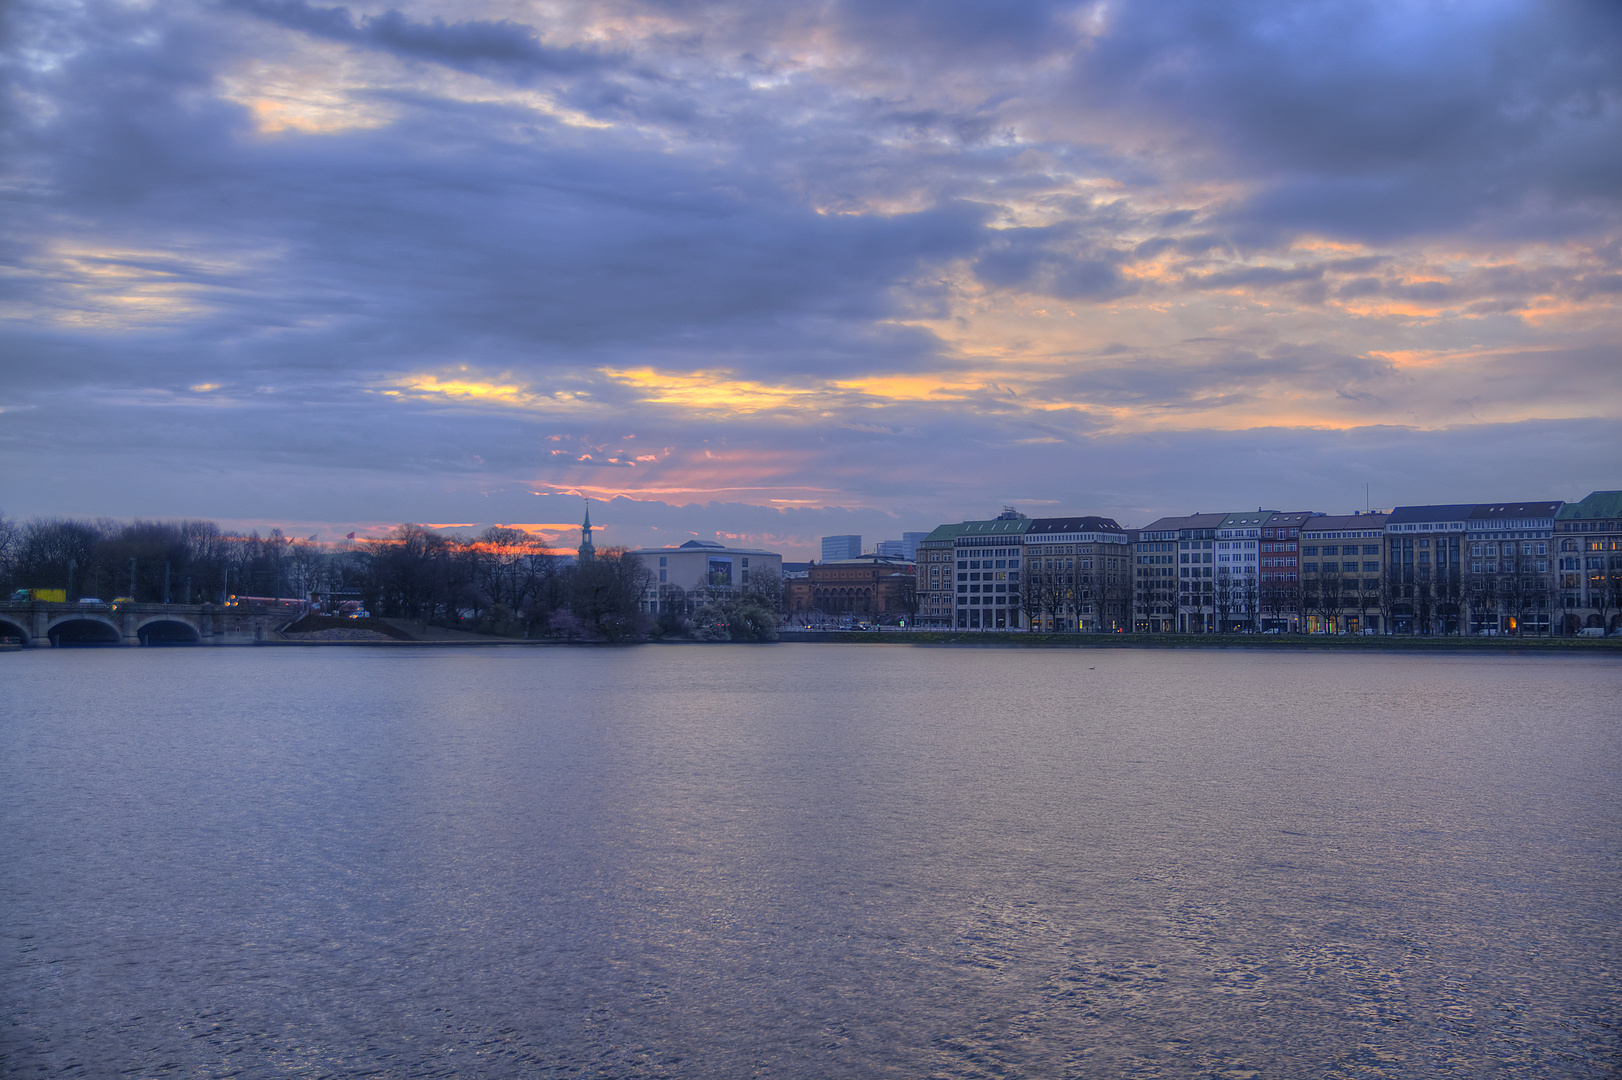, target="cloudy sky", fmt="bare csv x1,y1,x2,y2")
3,0,1619,557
